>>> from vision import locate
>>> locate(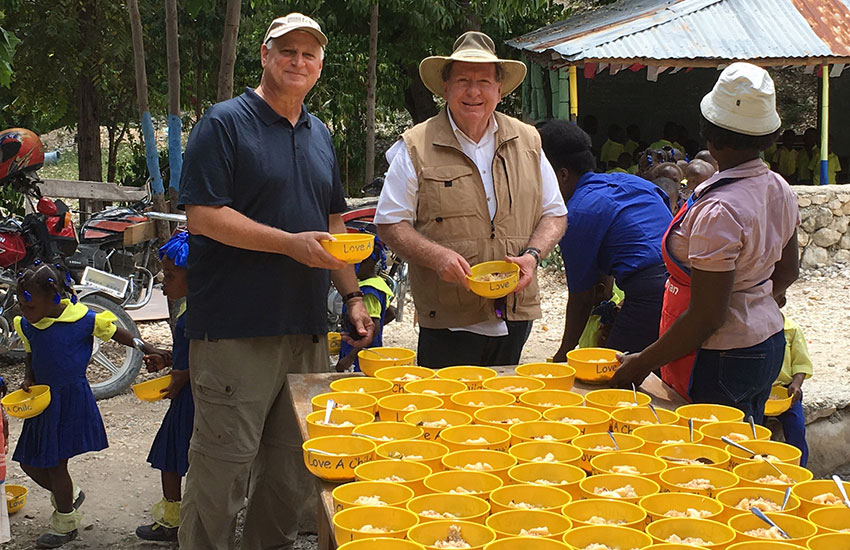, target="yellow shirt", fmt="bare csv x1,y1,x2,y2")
600,139,625,167
14,300,117,352
776,317,813,386
578,285,625,349
776,147,797,179
649,139,673,150
624,139,639,157
607,167,629,174
797,147,813,181
808,149,842,185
